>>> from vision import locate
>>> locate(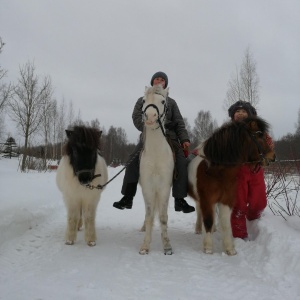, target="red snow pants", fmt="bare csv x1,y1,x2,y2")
231,165,267,239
